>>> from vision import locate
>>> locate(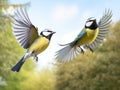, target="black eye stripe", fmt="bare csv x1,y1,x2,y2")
47,31,52,32
43,30,52,32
